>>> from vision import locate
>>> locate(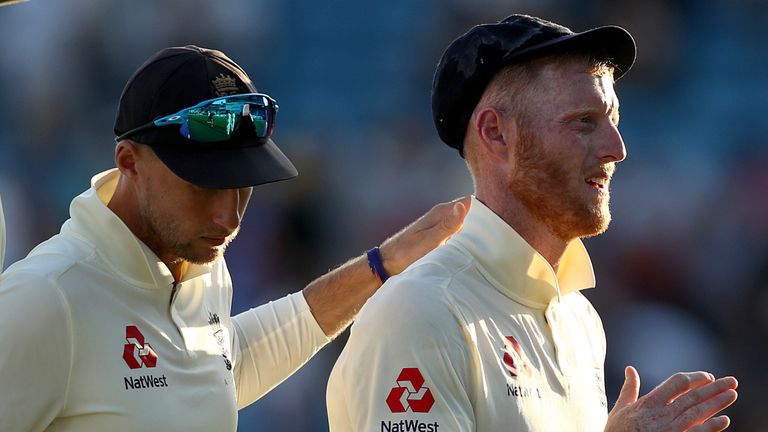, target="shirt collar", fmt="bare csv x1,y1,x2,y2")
64,169,212,289
450,196,596,308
